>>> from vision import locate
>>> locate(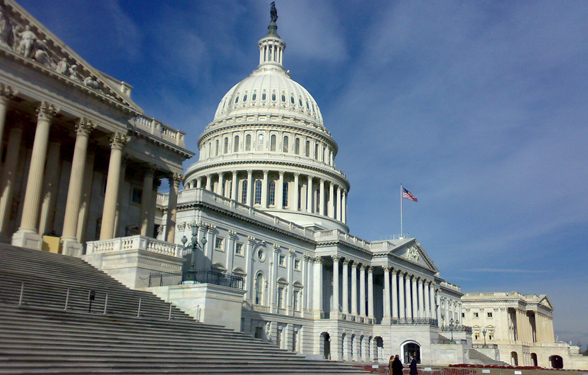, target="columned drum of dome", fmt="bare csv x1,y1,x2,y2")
184,8,350,232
